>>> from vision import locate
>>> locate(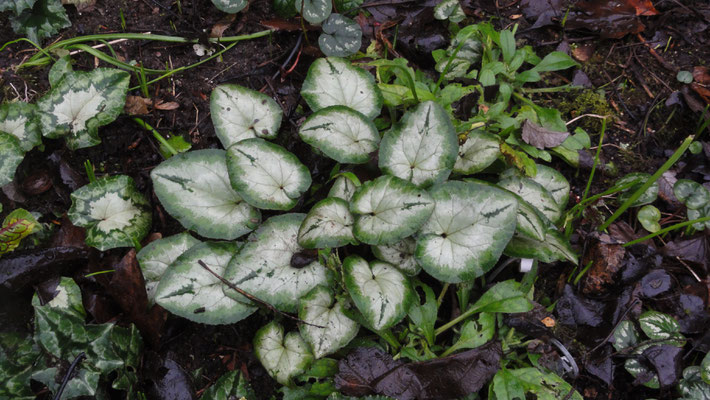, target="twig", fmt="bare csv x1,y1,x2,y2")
54,352,86,400
589,298,640,354
197,260,325,328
